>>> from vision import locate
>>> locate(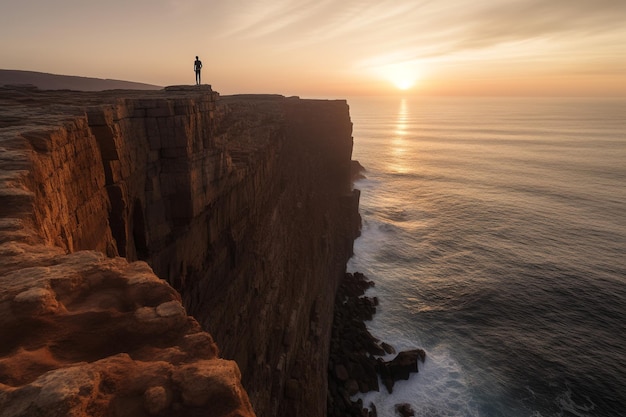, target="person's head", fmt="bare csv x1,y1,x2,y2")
196,56,199,60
